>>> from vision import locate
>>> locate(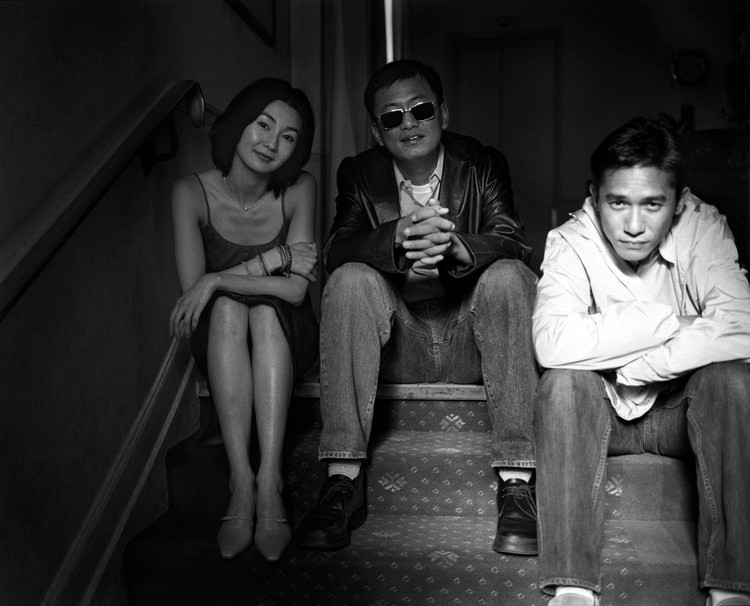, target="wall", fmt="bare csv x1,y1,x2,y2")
404,0,748,263
0,1,293,604
0,0,293,251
